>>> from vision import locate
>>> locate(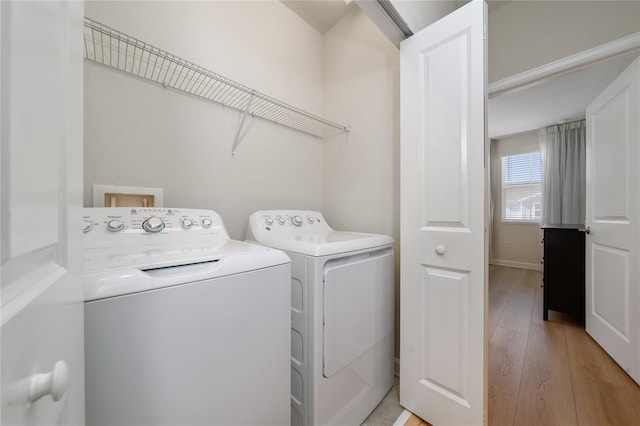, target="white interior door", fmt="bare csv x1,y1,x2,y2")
400,1,487,425
1,1,85,424
585,56,640,385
